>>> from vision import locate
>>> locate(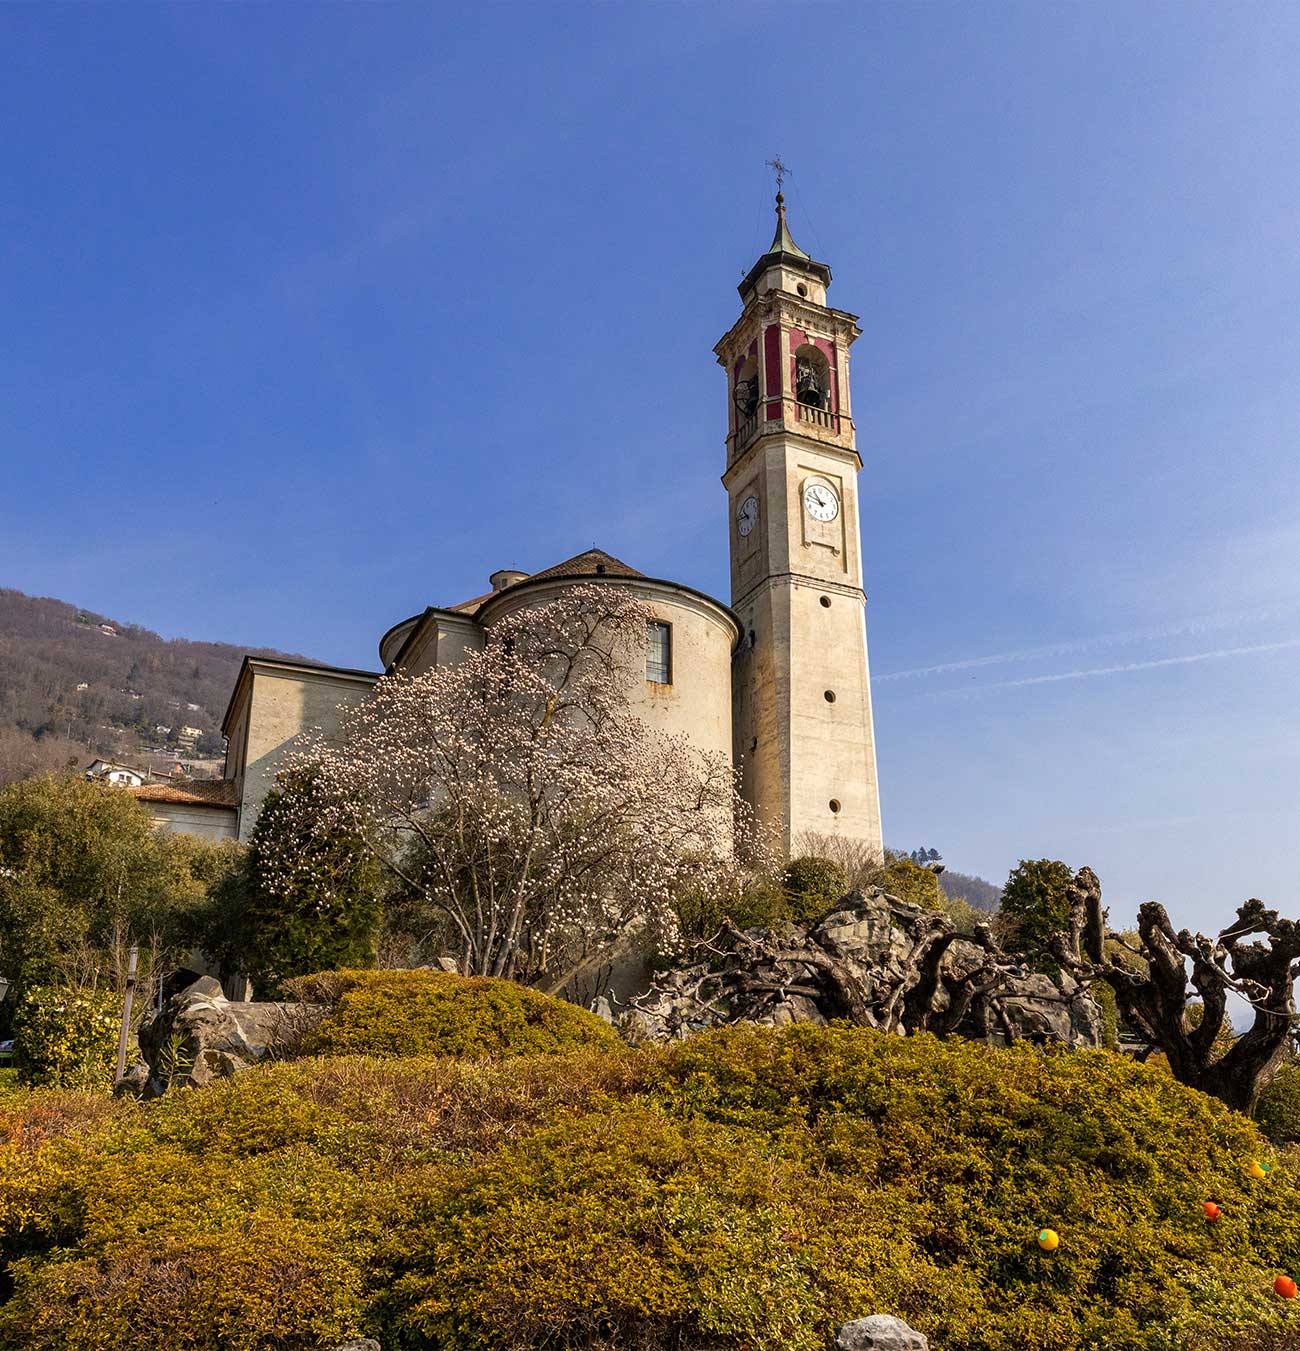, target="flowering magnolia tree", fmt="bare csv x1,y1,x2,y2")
281,587,766,993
